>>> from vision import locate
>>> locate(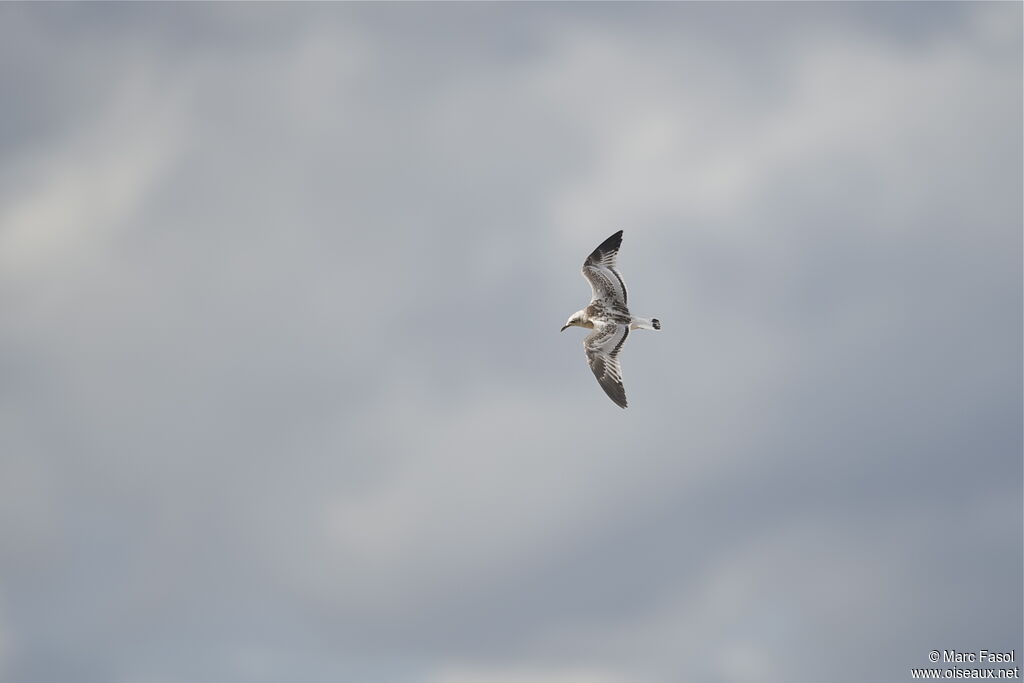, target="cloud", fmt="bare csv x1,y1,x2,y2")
0,600,10,681
525,493,1021,683
545,7,1020,239
0,72,186,282
0,3,1019,682
428,666,629,683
